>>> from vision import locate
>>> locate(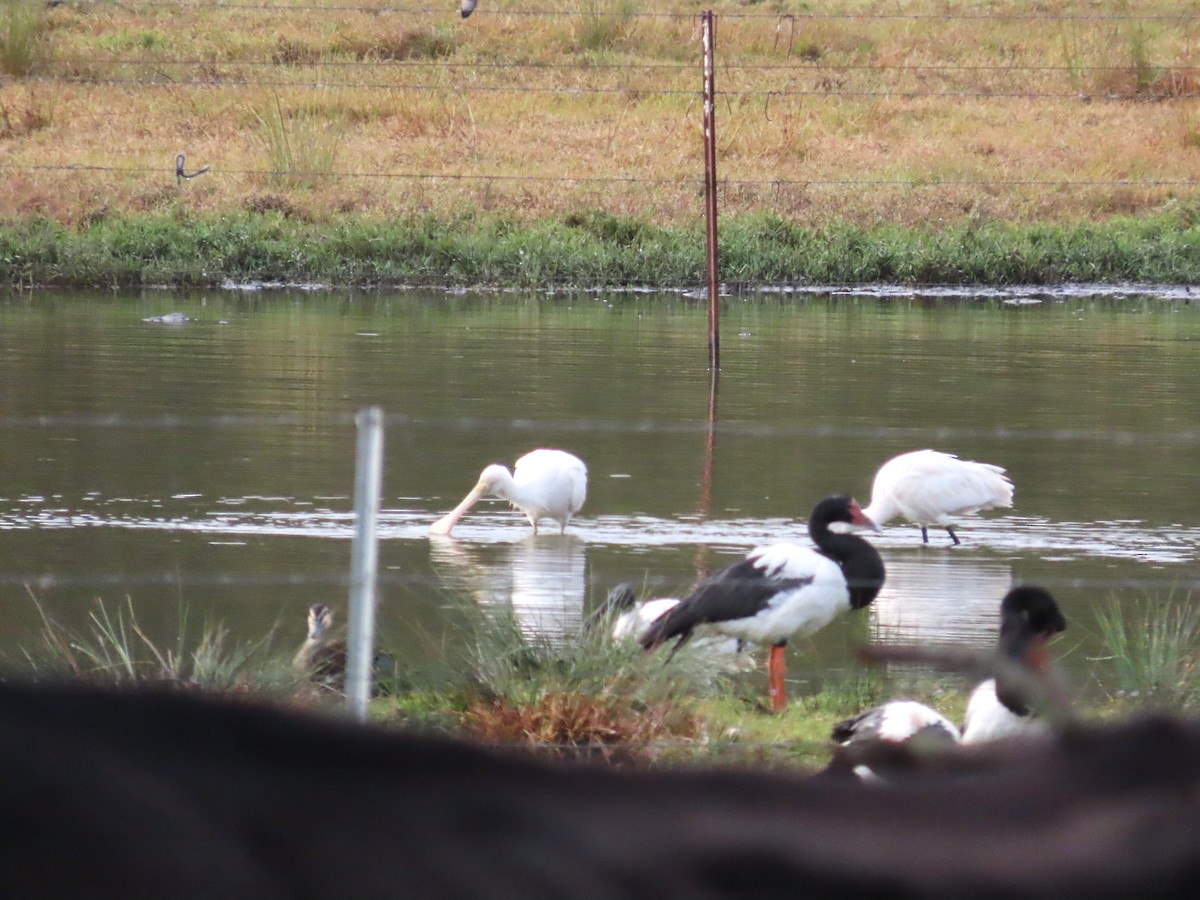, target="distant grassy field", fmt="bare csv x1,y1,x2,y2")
1,0,1198,285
